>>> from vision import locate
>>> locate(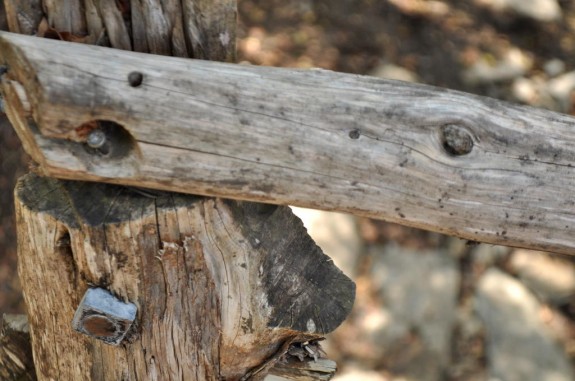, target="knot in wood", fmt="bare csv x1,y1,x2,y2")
128,71,144,87
441,124,474,156
348,129,361,139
